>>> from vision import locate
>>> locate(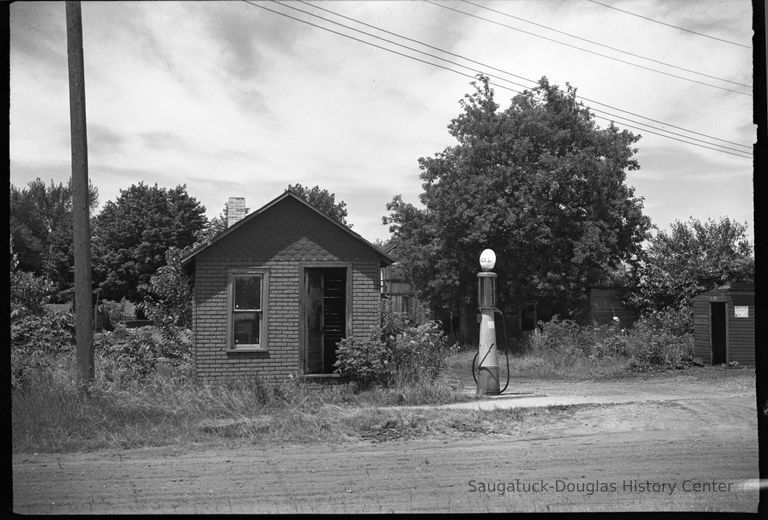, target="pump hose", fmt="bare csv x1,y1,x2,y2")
471,309,511,394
